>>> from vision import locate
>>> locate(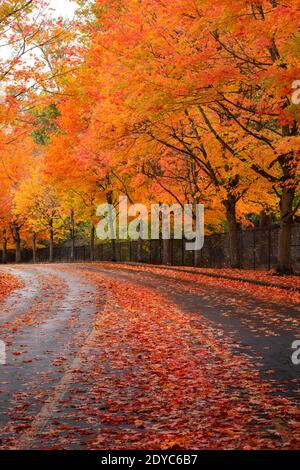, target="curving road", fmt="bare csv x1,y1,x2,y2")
0,263,299,450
